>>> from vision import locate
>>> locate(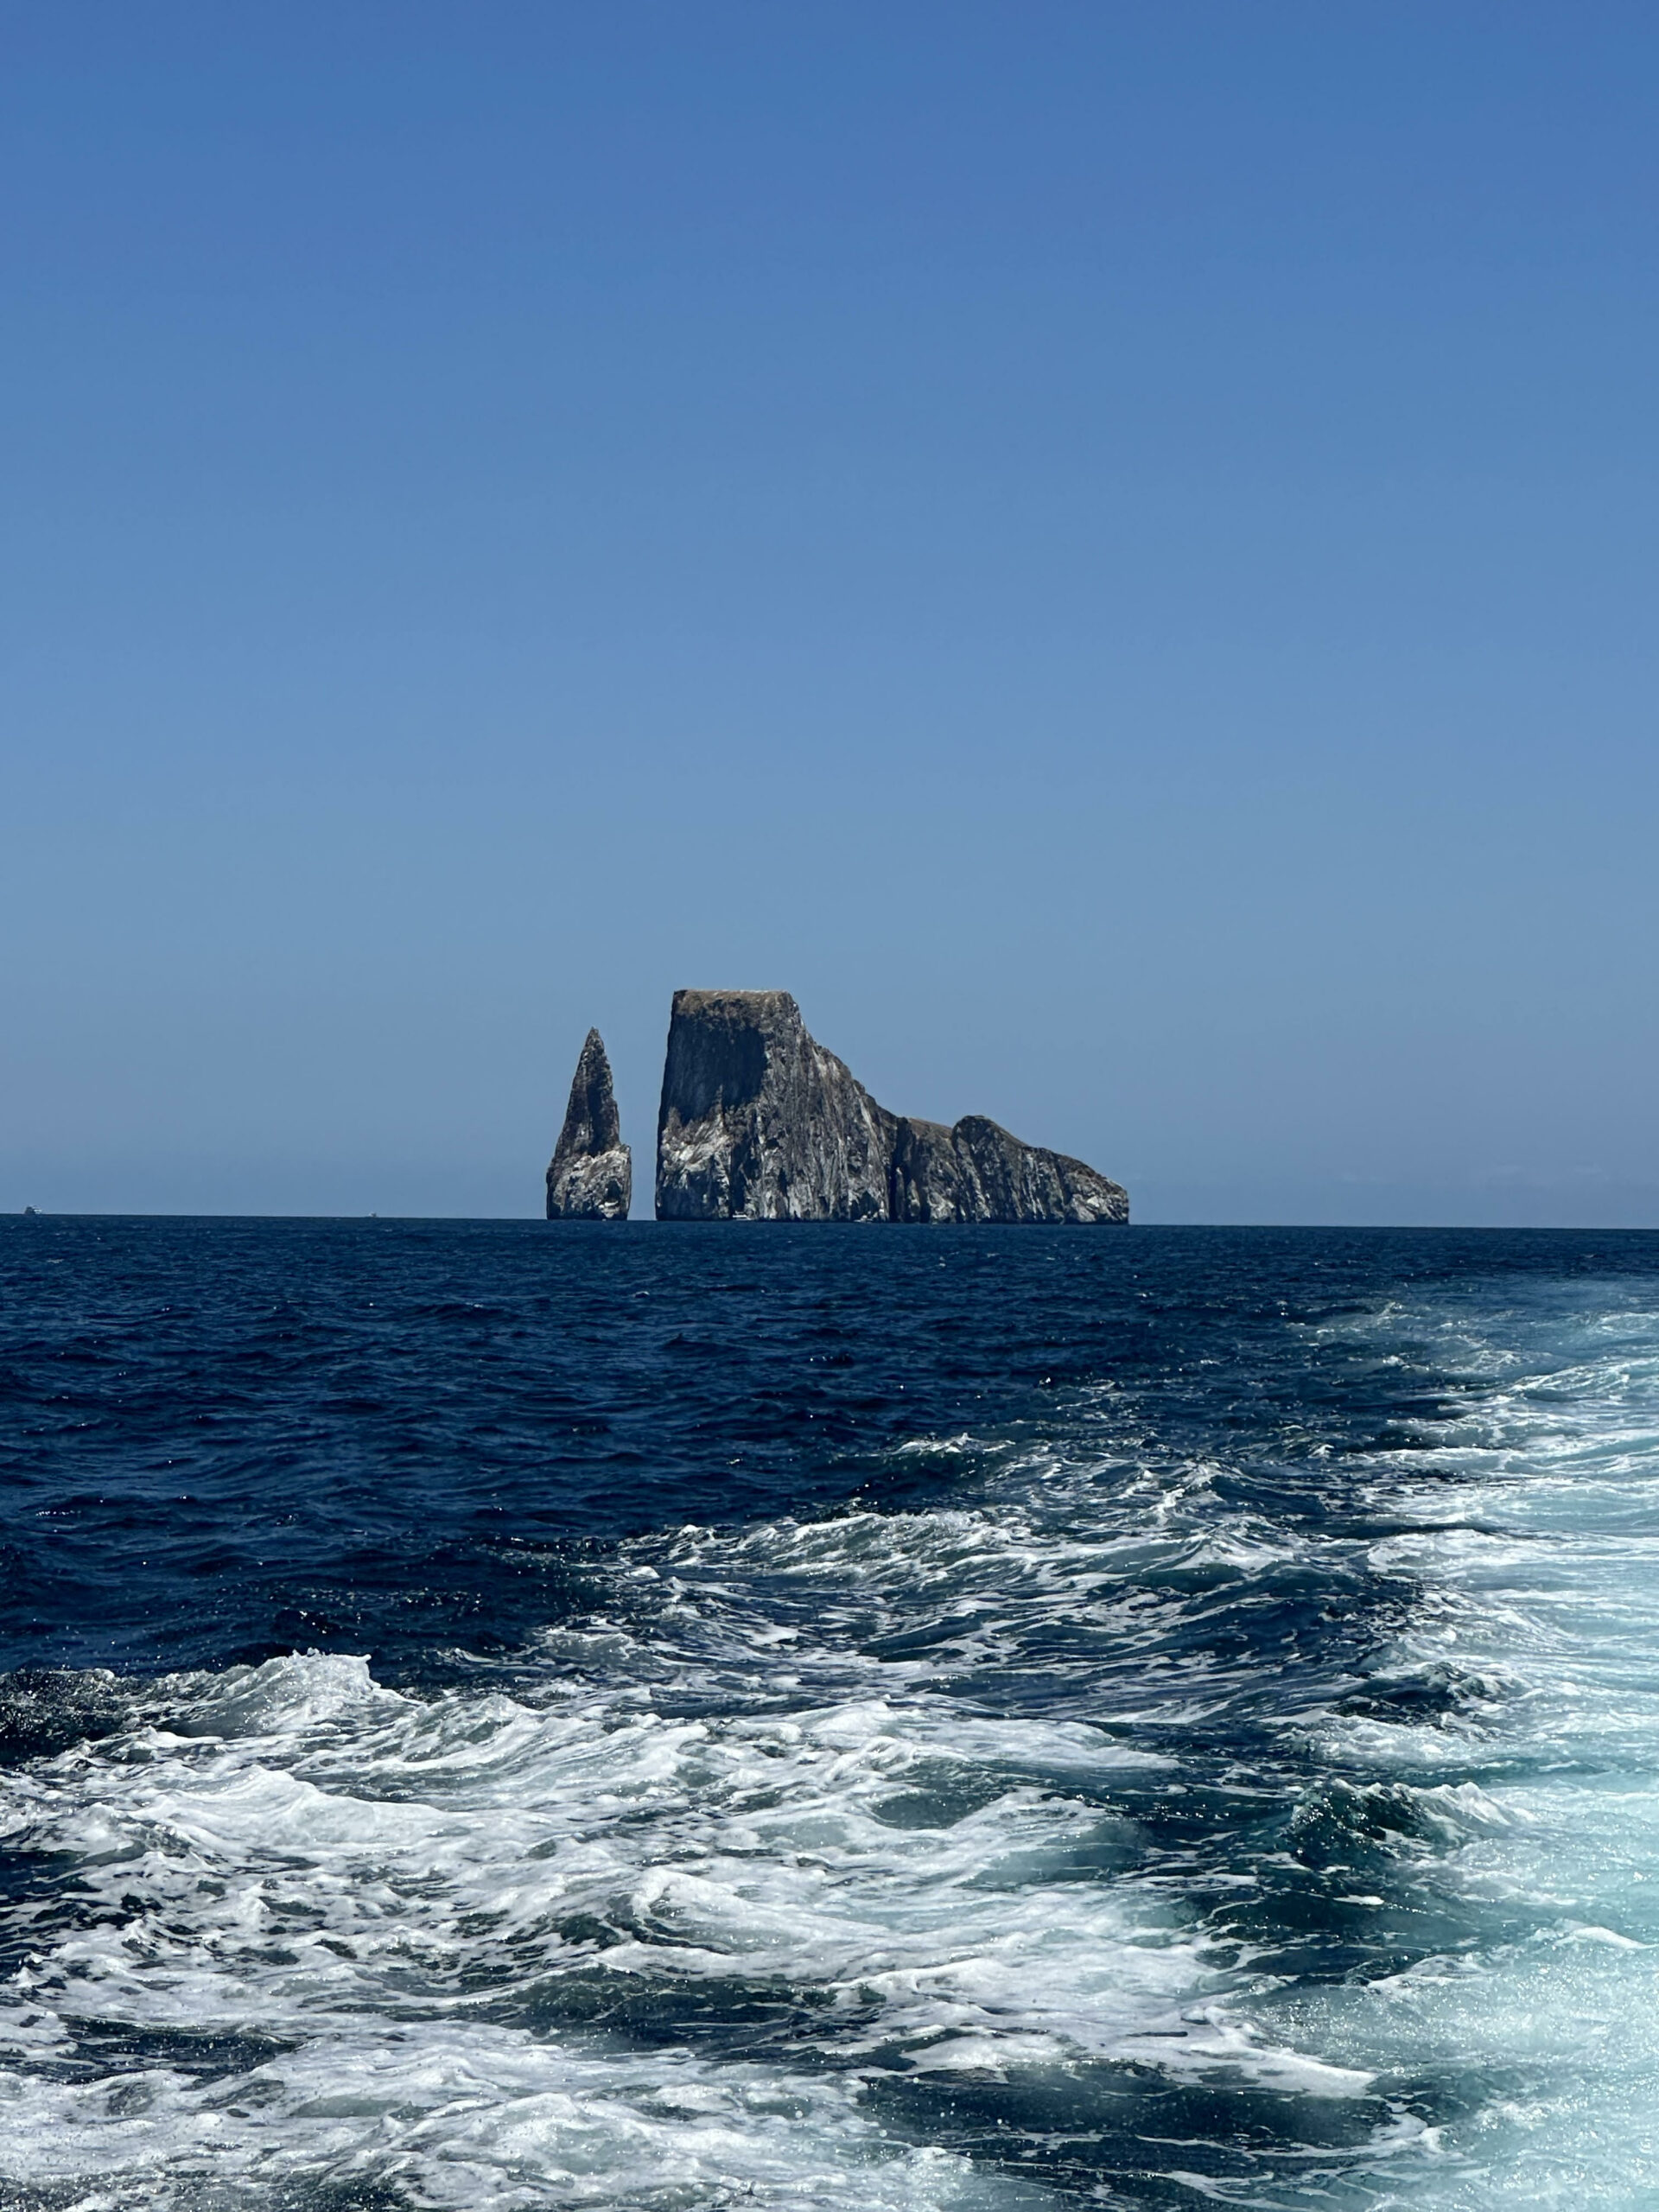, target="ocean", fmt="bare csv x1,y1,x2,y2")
3,1217,1658,2209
